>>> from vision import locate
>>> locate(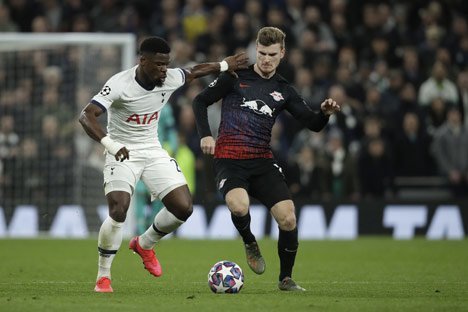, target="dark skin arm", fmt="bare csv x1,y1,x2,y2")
184,52,249,83
78,103,130,161
79,53,248,162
